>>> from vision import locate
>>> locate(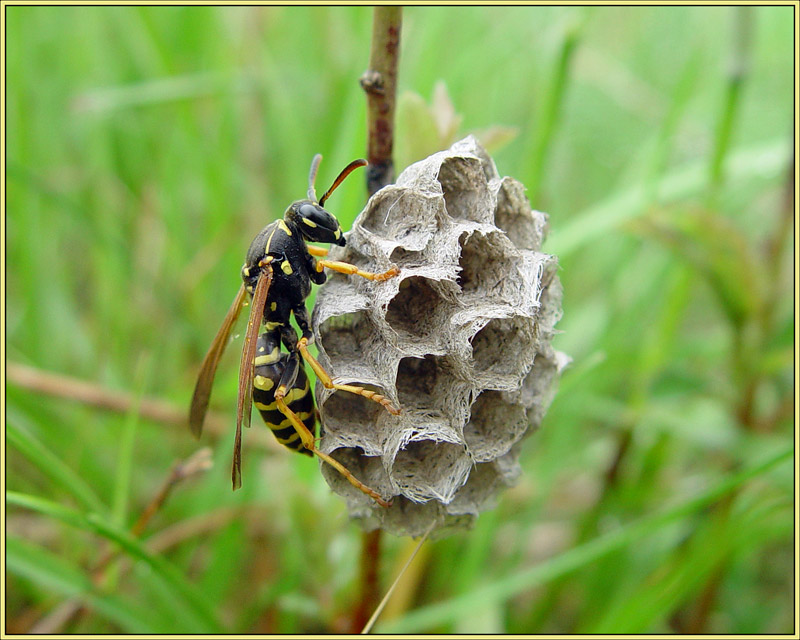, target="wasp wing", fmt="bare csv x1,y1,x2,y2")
232,265,272,490
189,283,247,439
